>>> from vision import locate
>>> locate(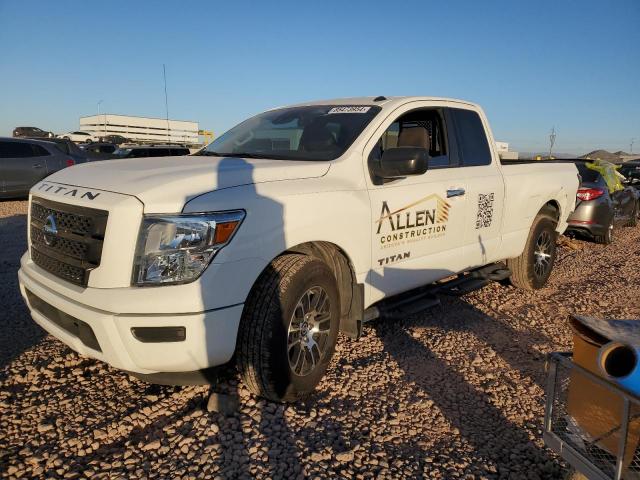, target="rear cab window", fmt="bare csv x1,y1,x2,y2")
449,108,492,167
